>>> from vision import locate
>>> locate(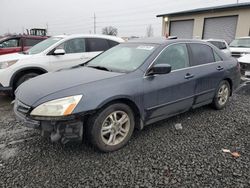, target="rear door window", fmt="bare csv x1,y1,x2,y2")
208,41,227,50
154,43,189,71
213,51,223,62
189,43,215,66
25,38,43,47
86,38,110,52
